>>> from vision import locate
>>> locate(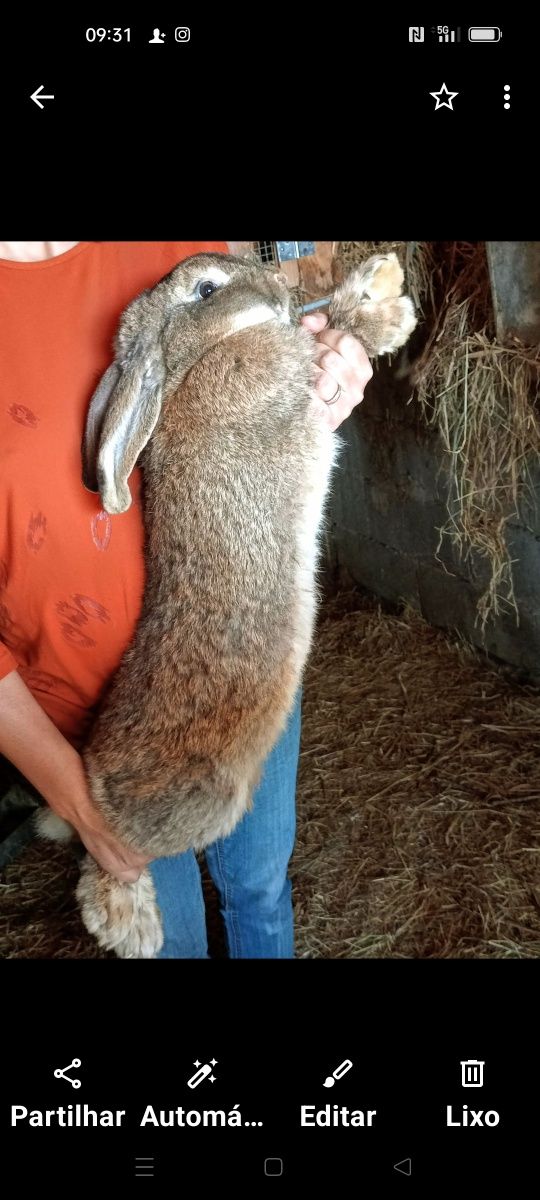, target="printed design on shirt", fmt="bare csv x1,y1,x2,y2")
56,592,111,649
56,600,88,628
59,624,97,648
26,512,47,553
21,667,65,691
91,509,112,551
73,594,111,623
19,667,89,705
7,403,39,428
0,559,7,590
